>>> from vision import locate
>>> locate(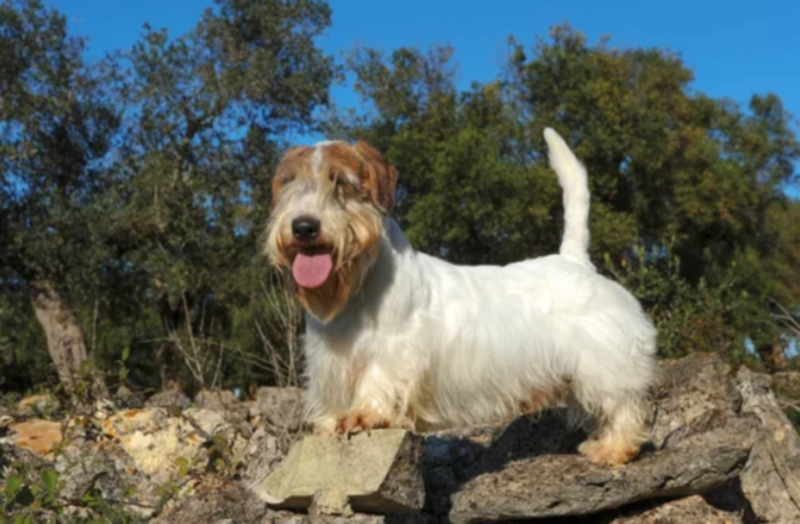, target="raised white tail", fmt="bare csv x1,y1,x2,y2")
543,128,593,269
